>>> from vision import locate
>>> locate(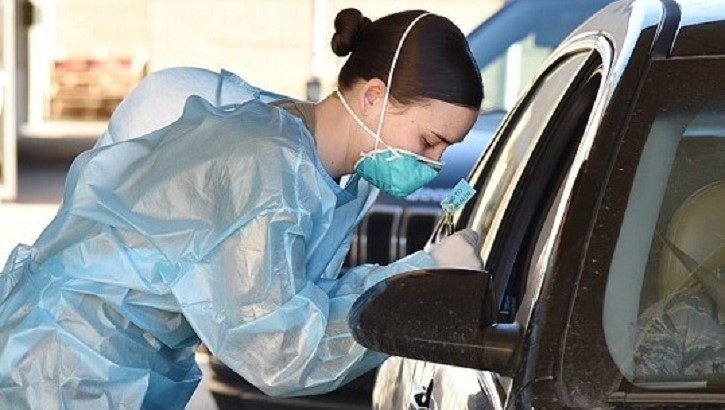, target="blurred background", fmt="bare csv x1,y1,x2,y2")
2,0,501,166
0,1,504,409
